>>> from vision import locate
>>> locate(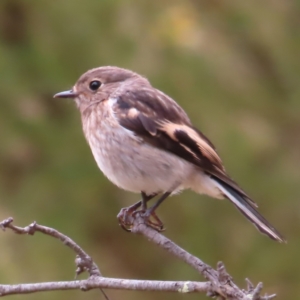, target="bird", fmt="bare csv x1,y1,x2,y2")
54,66,285,242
